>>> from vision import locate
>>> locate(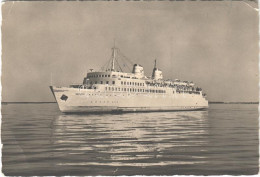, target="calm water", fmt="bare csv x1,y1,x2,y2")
1,103,259,175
